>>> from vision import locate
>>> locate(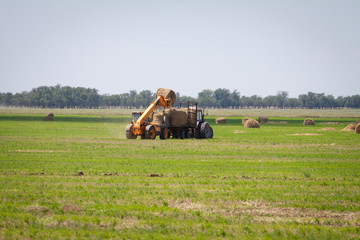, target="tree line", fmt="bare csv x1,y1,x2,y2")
1,85,359,109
